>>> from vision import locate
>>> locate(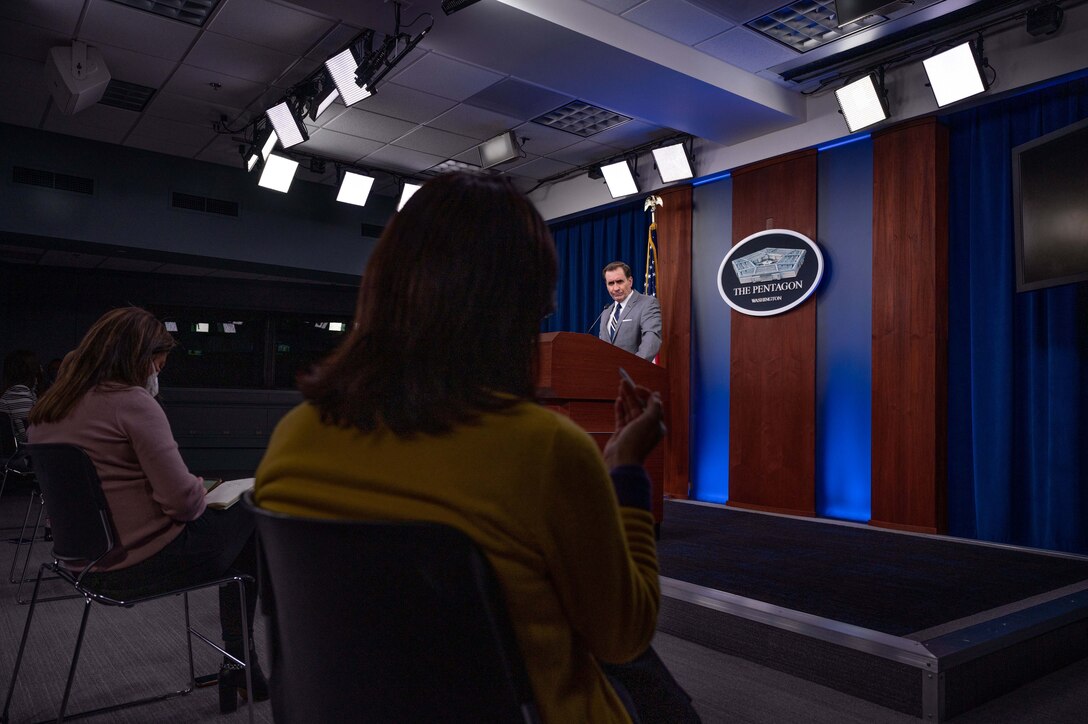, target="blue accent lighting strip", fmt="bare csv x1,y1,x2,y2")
817,133,871,153
692,170,731,187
